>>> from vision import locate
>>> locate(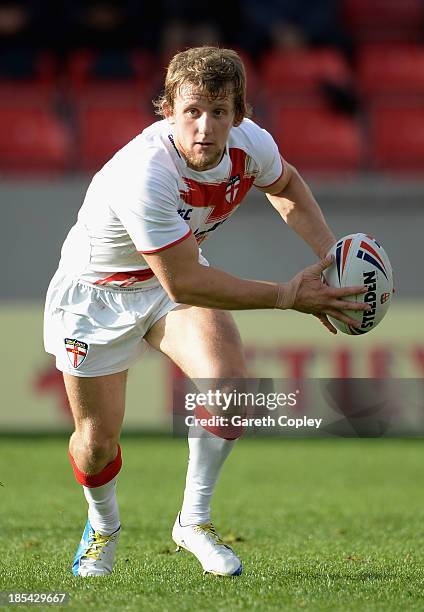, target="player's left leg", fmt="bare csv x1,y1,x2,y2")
145,305,248,576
